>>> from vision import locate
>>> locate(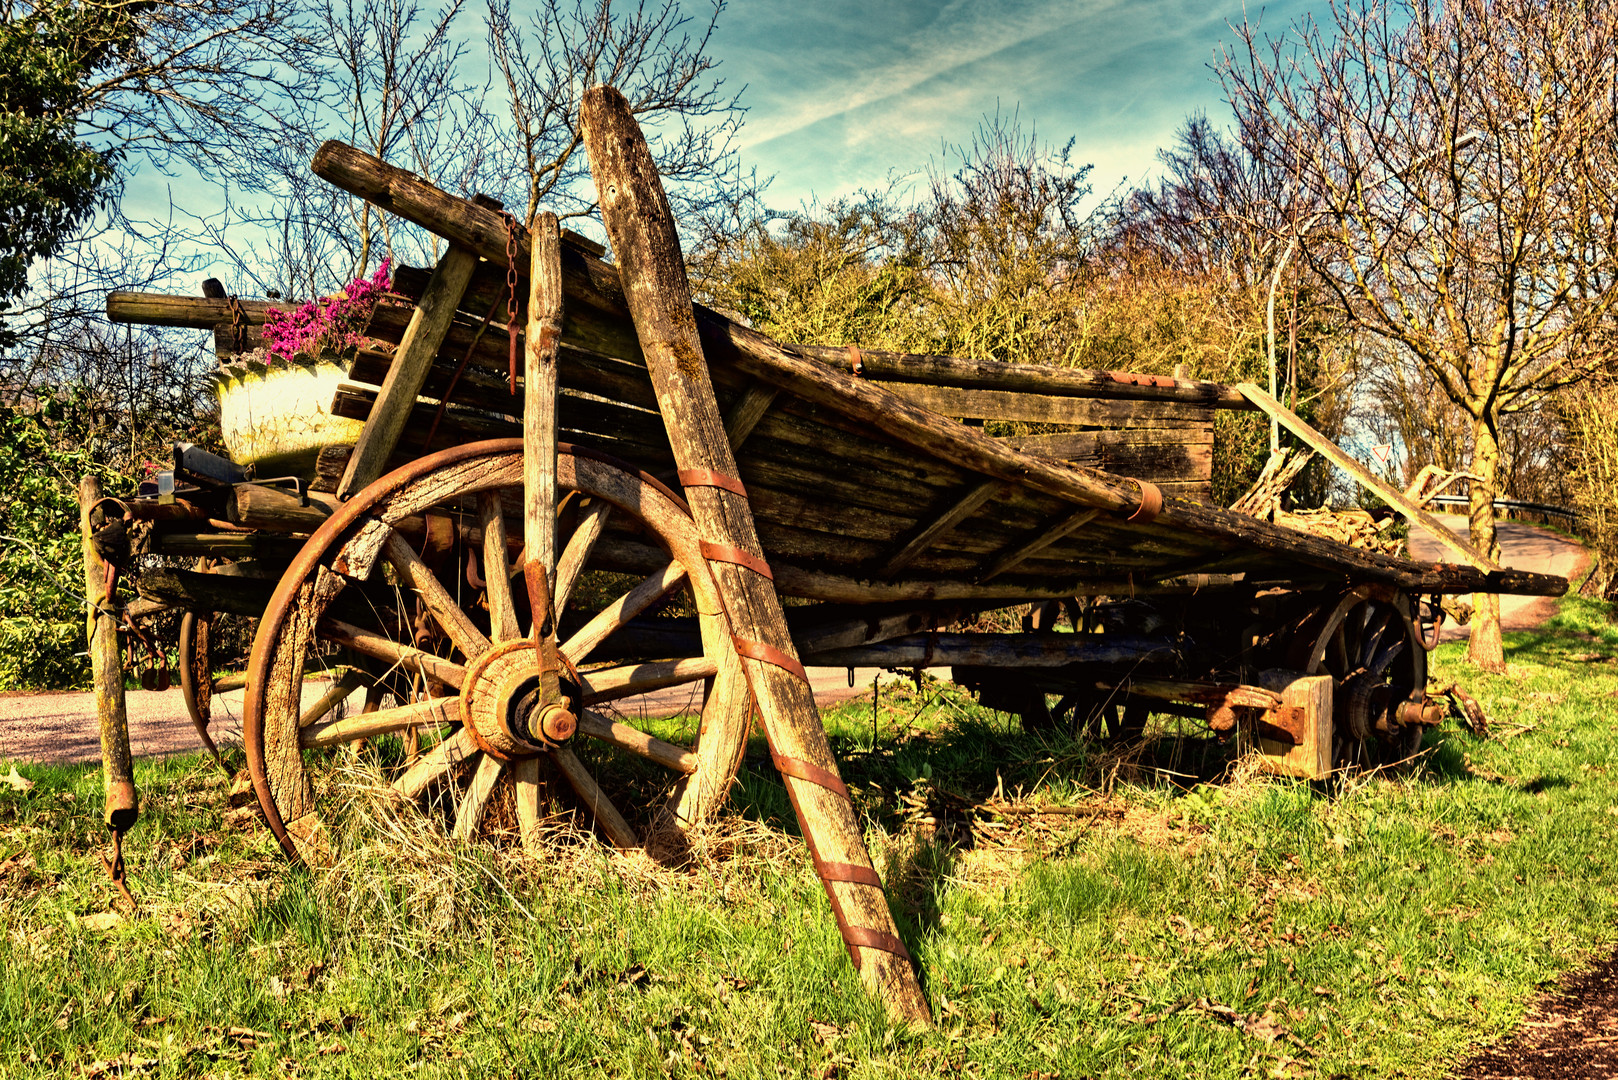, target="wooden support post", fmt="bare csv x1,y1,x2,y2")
338,246,479,500
525,214,563,584
79,477,138,833
581,85,930,1026
1235,383,1498,570
723,384,779,448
